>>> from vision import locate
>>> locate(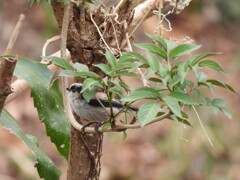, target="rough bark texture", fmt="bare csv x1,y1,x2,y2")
52,1,134,179
0,57,17,113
